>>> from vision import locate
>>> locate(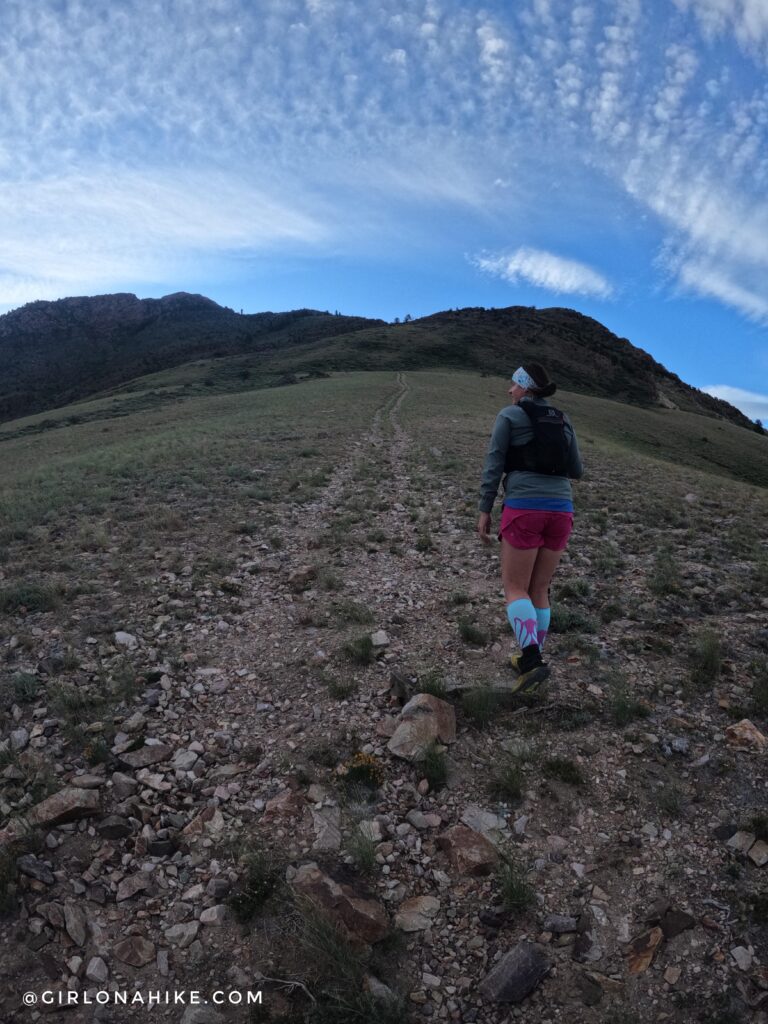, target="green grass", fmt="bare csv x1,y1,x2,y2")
0,582,60,613
543,757,585,786
421,741,448,791
487,755,524,802
655,784,685,818
496,858,535,914
689,629,722,687
648,548,681,596
341,634,374,665
550,606,597,634
292,898,406,1024
417,668,448,699
461,685,498,728
751,659,768,715
227,845,283,923
10,672,41,703
333,600,374,625
345,830,378,875
325,675,359,700
458,617,487,646
608,676,651,726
